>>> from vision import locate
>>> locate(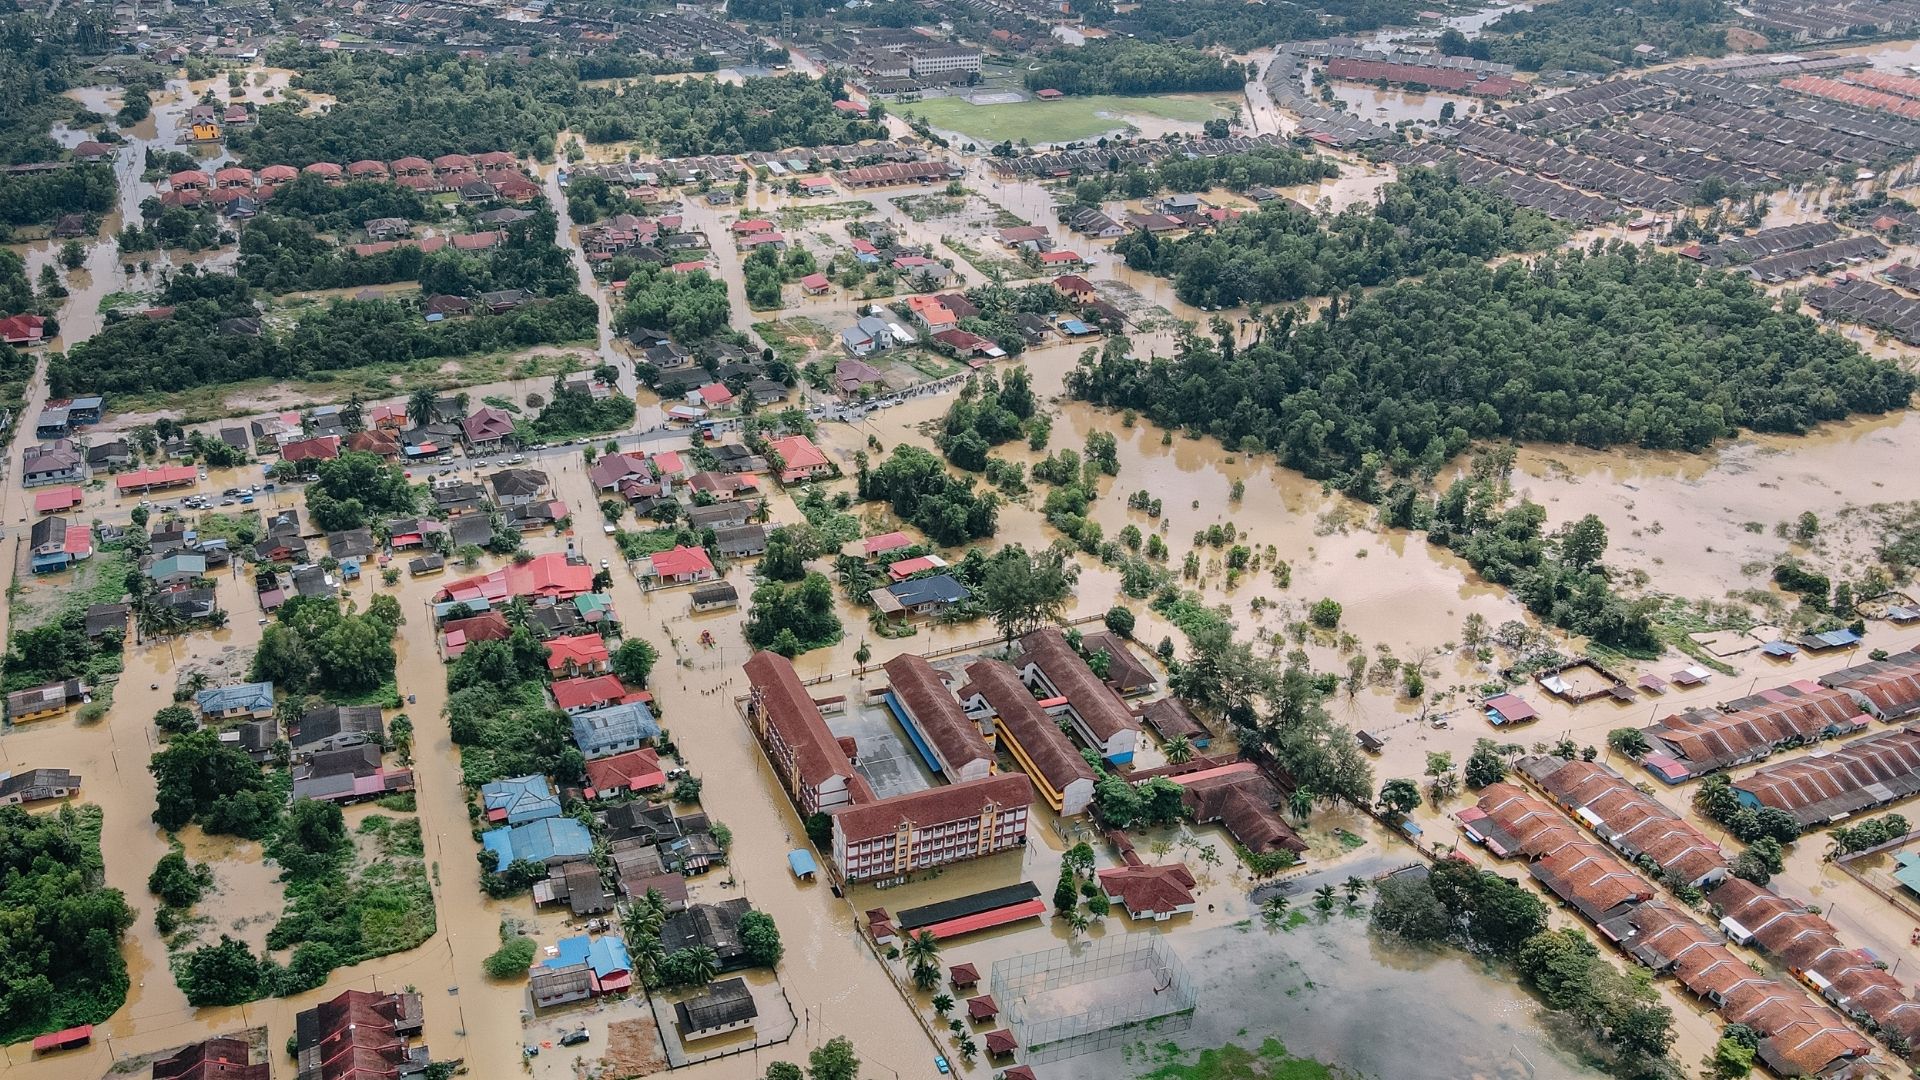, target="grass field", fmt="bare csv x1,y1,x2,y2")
903,93,1234,144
